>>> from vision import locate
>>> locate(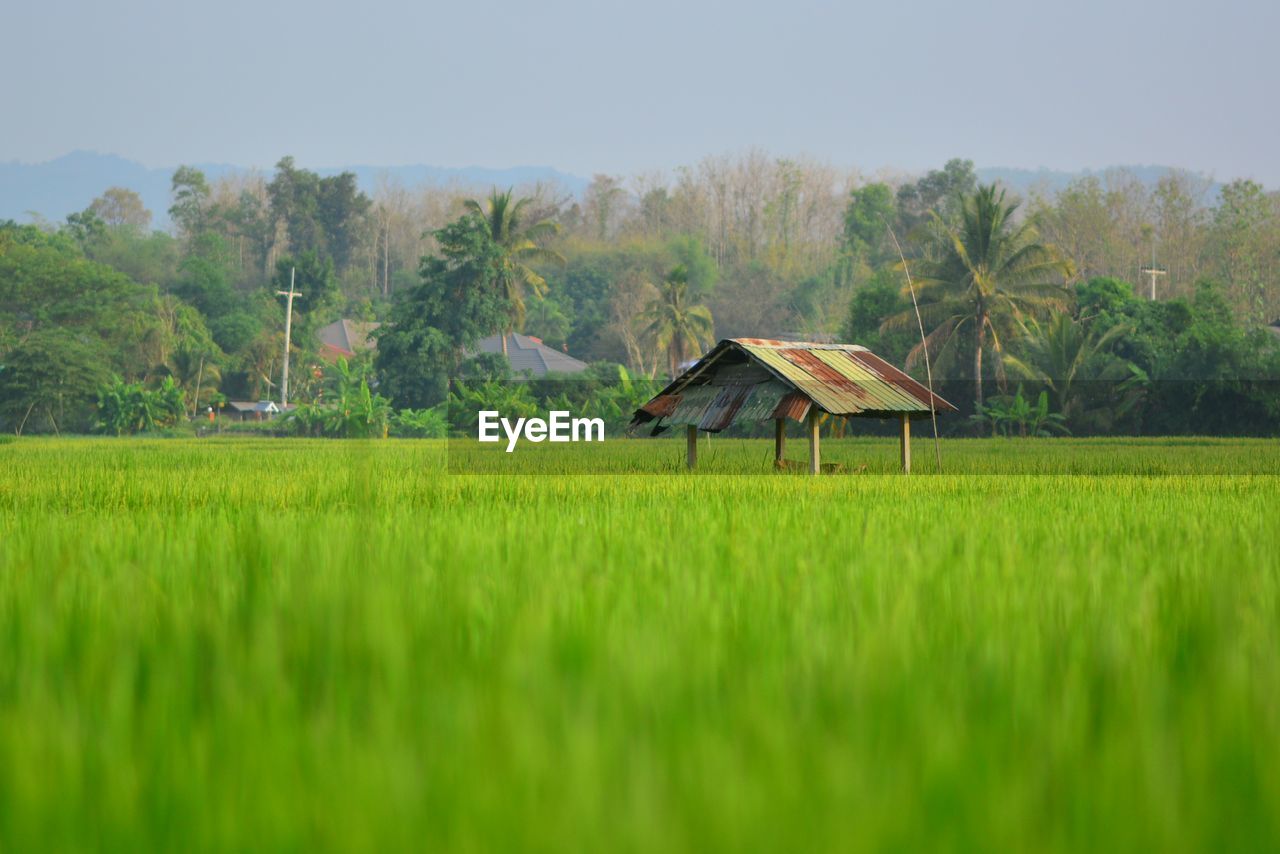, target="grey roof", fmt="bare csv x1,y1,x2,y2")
472,333,589,377
317,319,381,355
227,401,291,413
